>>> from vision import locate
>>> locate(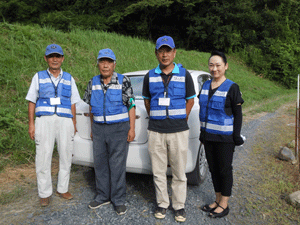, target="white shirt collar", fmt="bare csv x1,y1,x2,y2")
47,68,63,78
